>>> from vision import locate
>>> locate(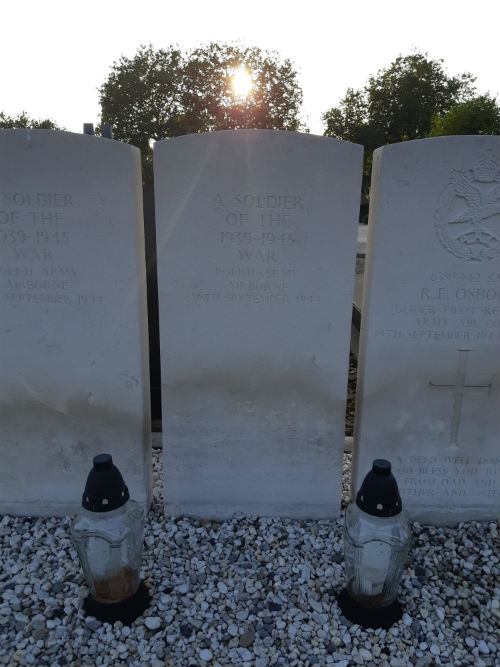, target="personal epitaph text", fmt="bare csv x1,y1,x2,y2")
155,130,363,518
